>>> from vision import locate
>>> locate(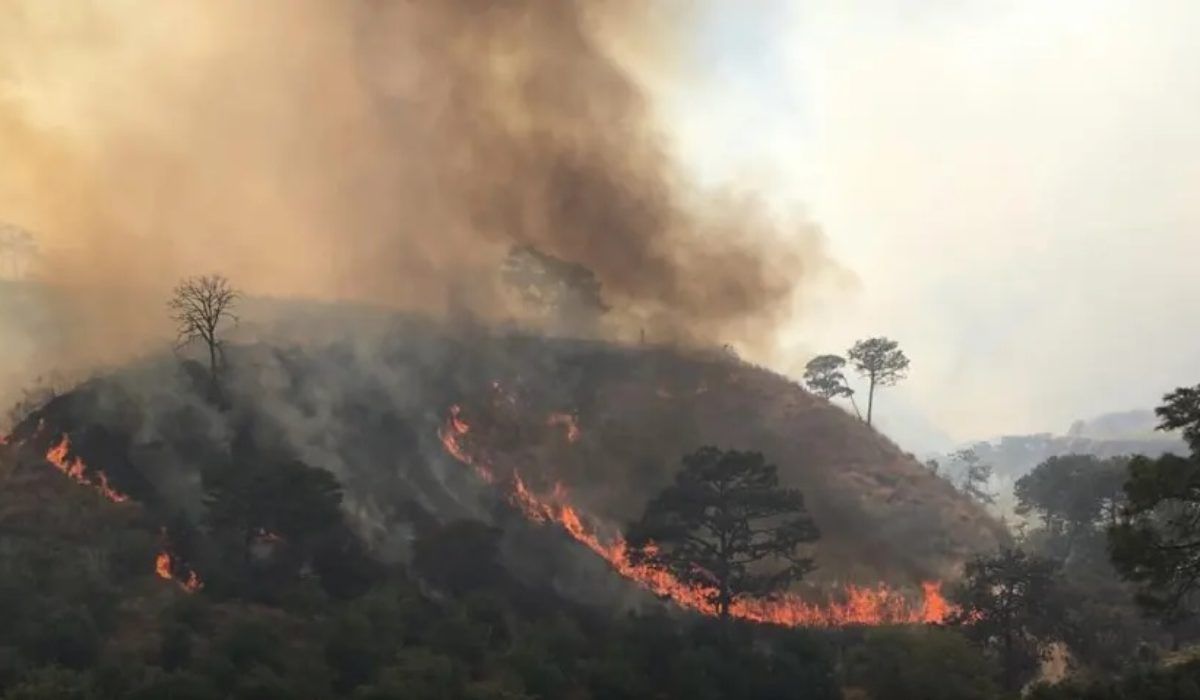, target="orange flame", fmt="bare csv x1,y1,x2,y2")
155,549,203,593
438,406,954,627
439,405,495,484
155,551,173,580
45,435,129,503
